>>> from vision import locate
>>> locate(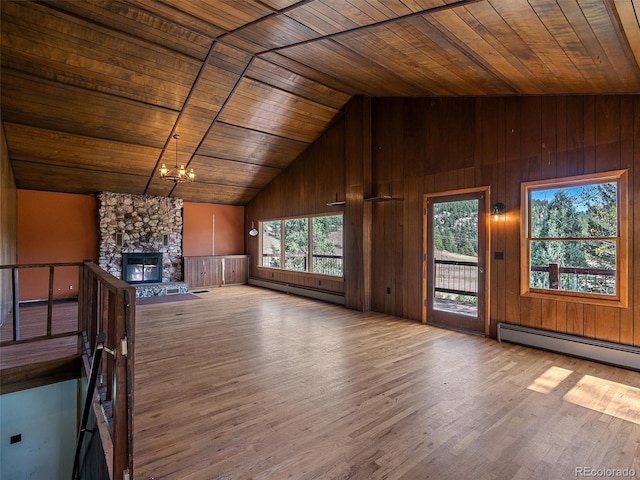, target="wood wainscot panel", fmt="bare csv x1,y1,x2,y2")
222,256,249,286
184,255,249,289
184,256,222,289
